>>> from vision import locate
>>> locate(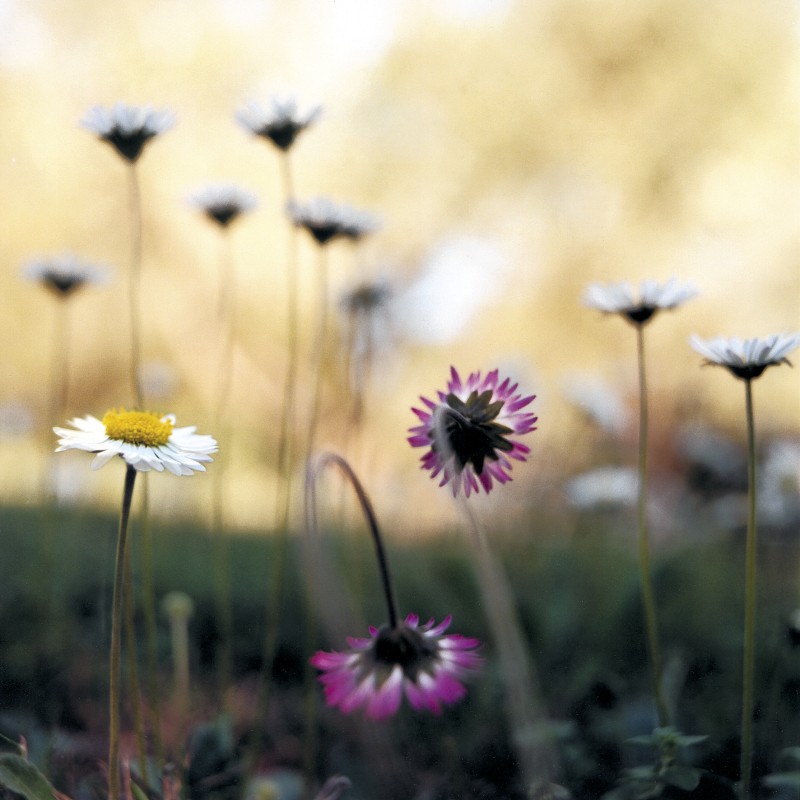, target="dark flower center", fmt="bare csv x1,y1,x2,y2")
433,390,514,475
204,204,241,228
624,305,657,325
260,121,302,151
727,364,768,380
368,624,438,682
103,127,156,162
42,272,85,297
